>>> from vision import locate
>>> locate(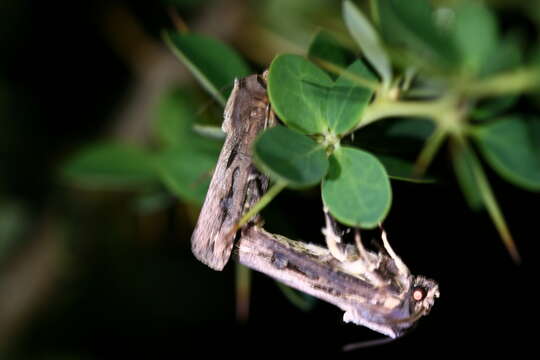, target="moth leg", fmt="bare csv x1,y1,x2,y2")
341,229,387,286
379,224,409,277
322,207,347,262
353,229,371,263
